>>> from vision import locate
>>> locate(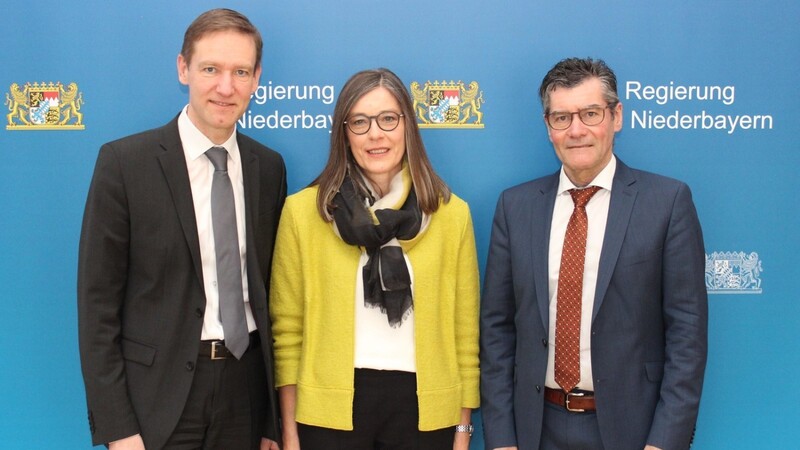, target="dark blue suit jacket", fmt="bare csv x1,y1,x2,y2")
480,159,707,450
